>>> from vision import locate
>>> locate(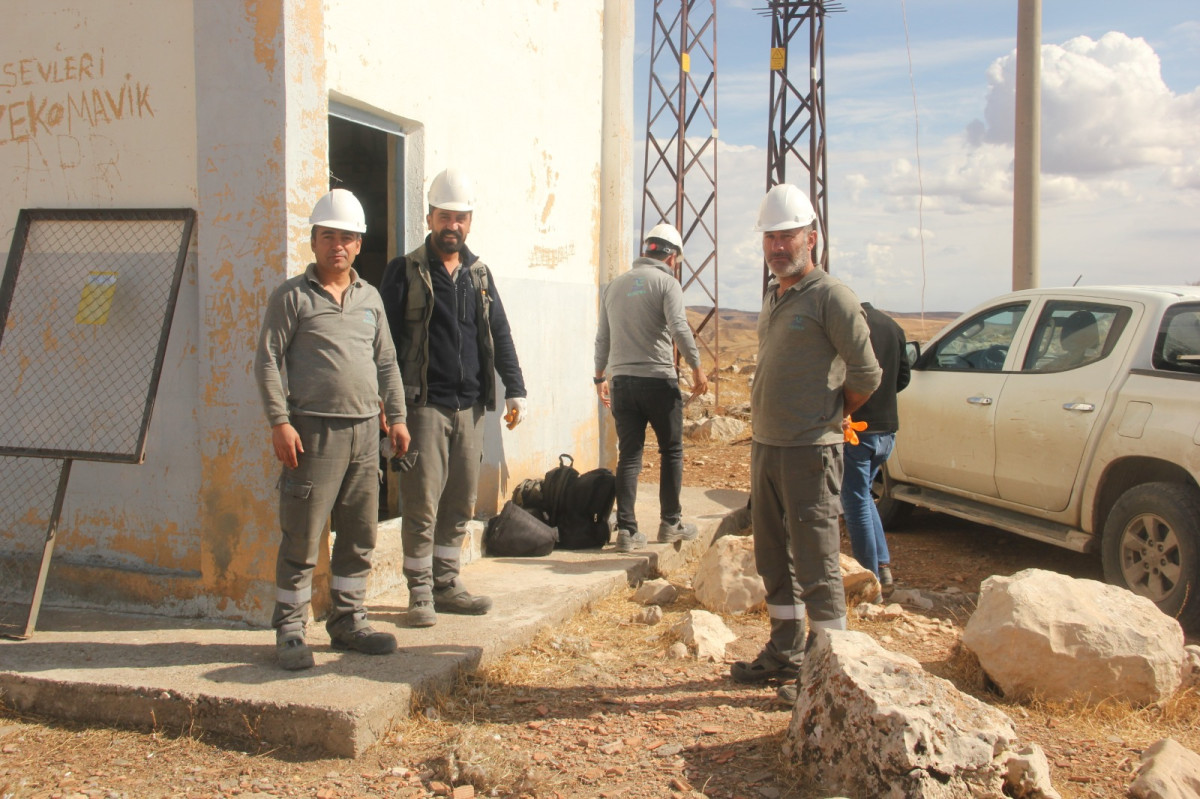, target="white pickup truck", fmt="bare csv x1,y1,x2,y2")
877,285,1200,629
